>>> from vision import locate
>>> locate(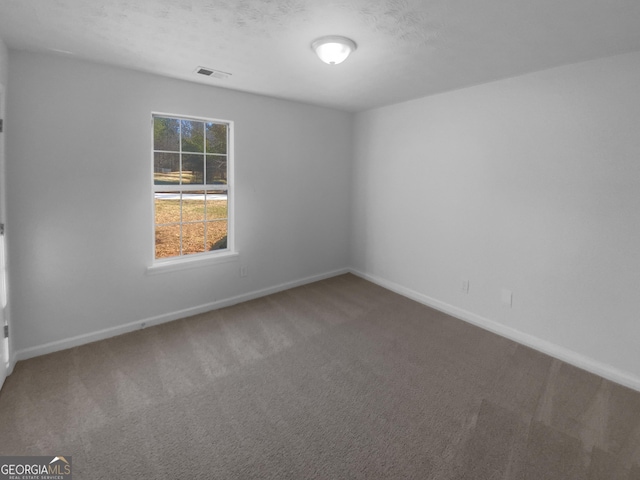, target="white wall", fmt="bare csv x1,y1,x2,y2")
6,51,352,355
0,39,7,86
351,51,640,388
